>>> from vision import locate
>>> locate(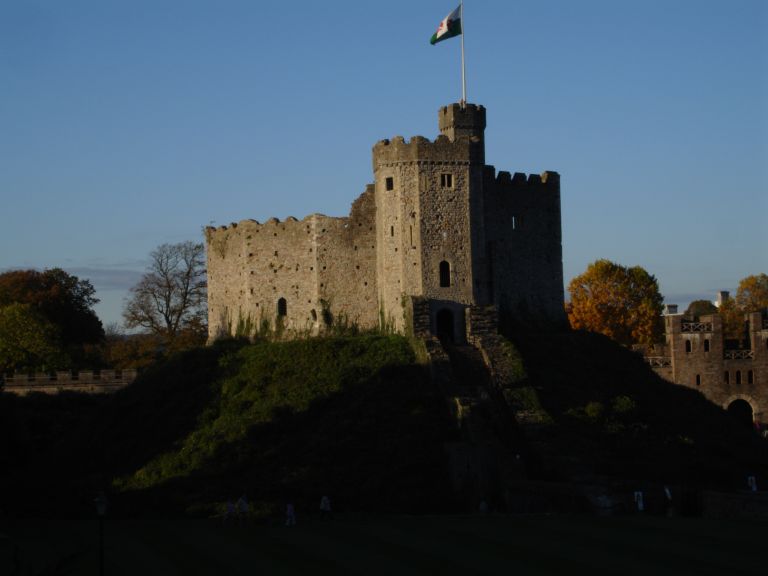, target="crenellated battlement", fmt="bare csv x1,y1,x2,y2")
372,132,480,170
495,170,560,189
206,213,348,237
